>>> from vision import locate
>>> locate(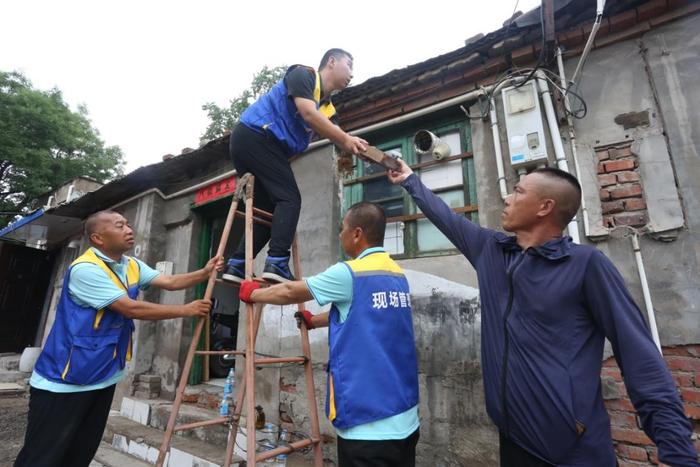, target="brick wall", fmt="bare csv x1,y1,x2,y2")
602,344,700,465
597,142,649,229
